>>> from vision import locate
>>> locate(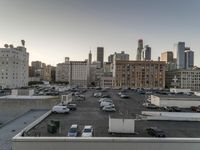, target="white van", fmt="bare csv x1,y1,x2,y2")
52,105,70,113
